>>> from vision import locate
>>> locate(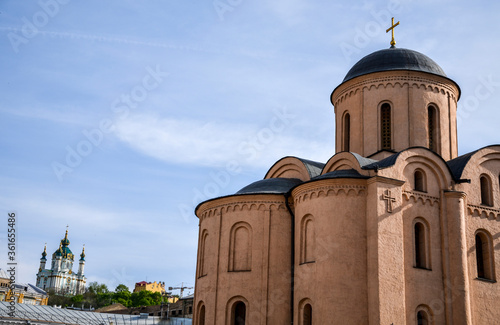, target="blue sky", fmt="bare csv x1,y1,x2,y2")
1,0,499,294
